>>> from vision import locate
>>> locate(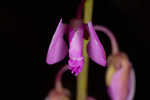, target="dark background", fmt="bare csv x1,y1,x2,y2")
1,0,149,100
